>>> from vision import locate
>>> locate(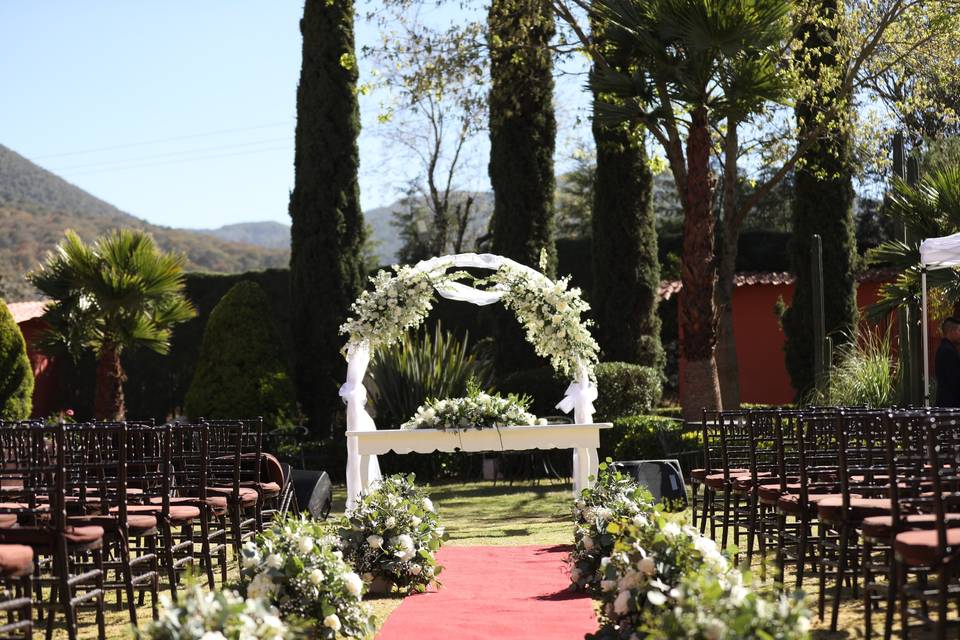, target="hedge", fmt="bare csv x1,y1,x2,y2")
0,300,32,420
